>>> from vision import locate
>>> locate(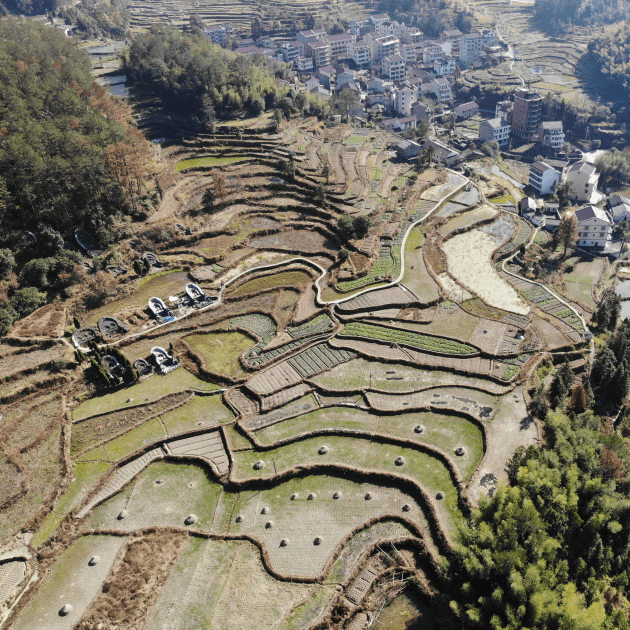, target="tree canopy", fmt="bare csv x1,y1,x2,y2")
122,27,292,120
